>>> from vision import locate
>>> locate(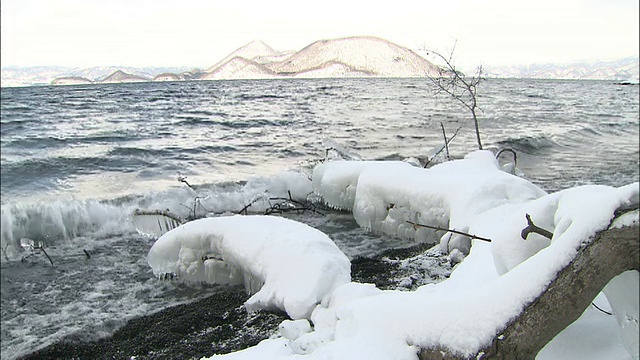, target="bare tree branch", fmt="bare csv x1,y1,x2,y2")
424,45,485,150
406,221,492,242
521,213,554,240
